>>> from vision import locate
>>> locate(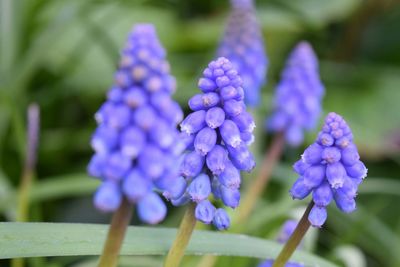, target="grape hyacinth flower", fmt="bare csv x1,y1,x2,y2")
166,57,256,230
258,220,304,267
290,112,368,227
267,42,324,146
88,24,183,225
217,0,268,106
